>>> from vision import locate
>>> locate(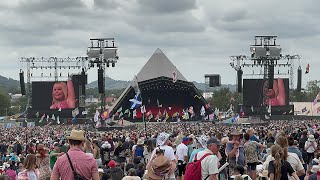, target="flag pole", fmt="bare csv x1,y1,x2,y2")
133,75,147,138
